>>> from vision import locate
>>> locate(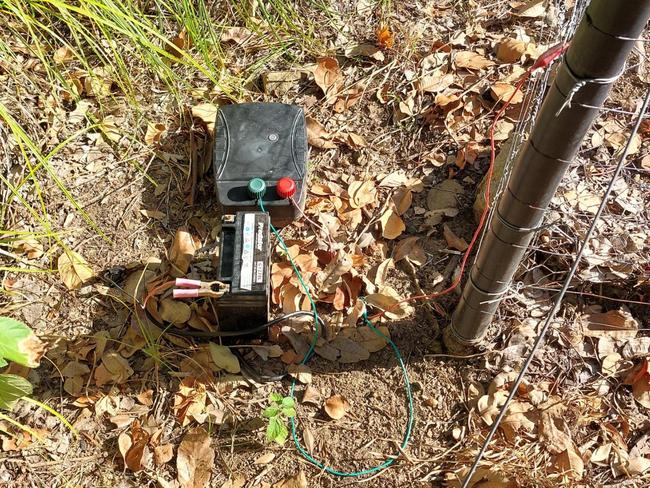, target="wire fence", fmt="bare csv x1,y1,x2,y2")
458,0,650,485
